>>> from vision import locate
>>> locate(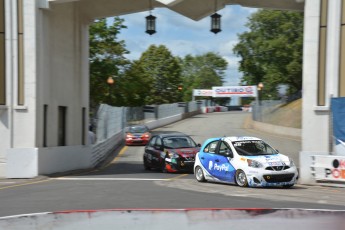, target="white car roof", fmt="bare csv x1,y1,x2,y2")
223,136,262,142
